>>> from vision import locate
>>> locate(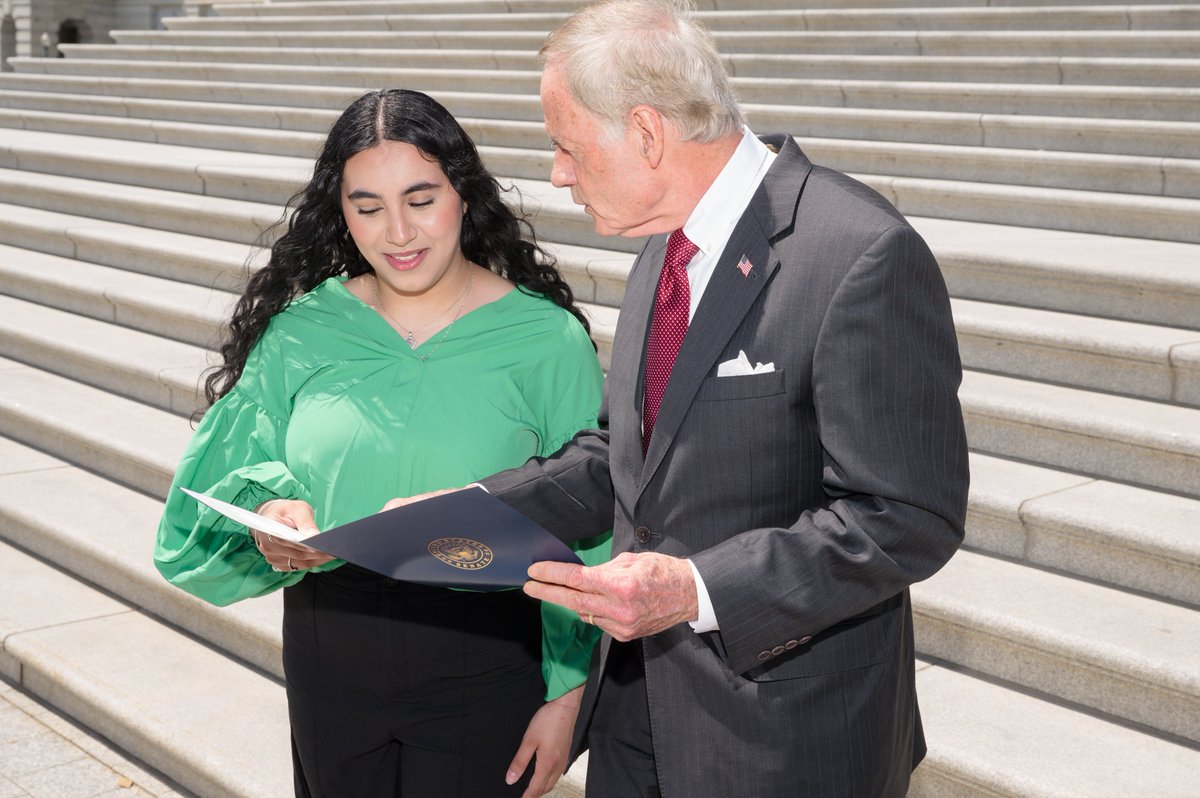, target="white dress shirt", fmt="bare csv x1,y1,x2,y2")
675,128,776,633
